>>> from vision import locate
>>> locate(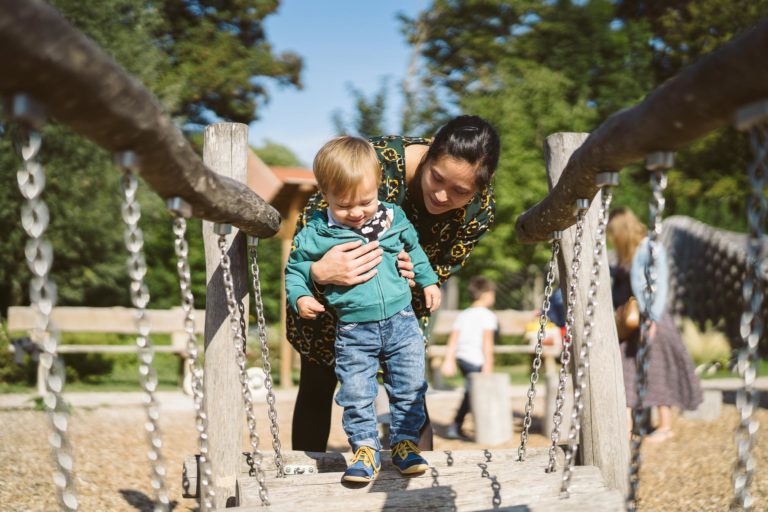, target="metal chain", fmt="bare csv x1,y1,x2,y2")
627,167,668,512
561,187,614,496
547,204,588,473
216,232,269,505
247,238,285,477
15,126,79,511
171,215,215,510
518,238,560,462
118,170,169,511
731,111,767,511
